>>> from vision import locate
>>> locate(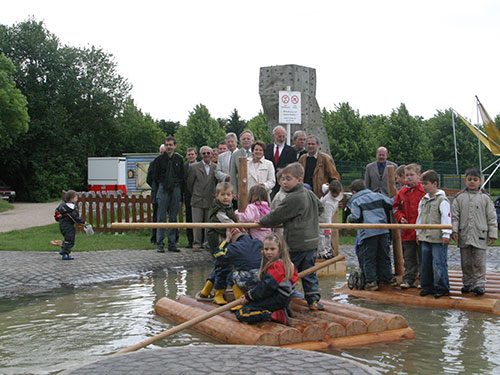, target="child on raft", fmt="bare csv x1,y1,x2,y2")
235,232,298,326
199,181,238,305
55,190,86,260
259,162,324,310
452,168,497,296
416,170,452,299
235,184,271,241
318,180,343,259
